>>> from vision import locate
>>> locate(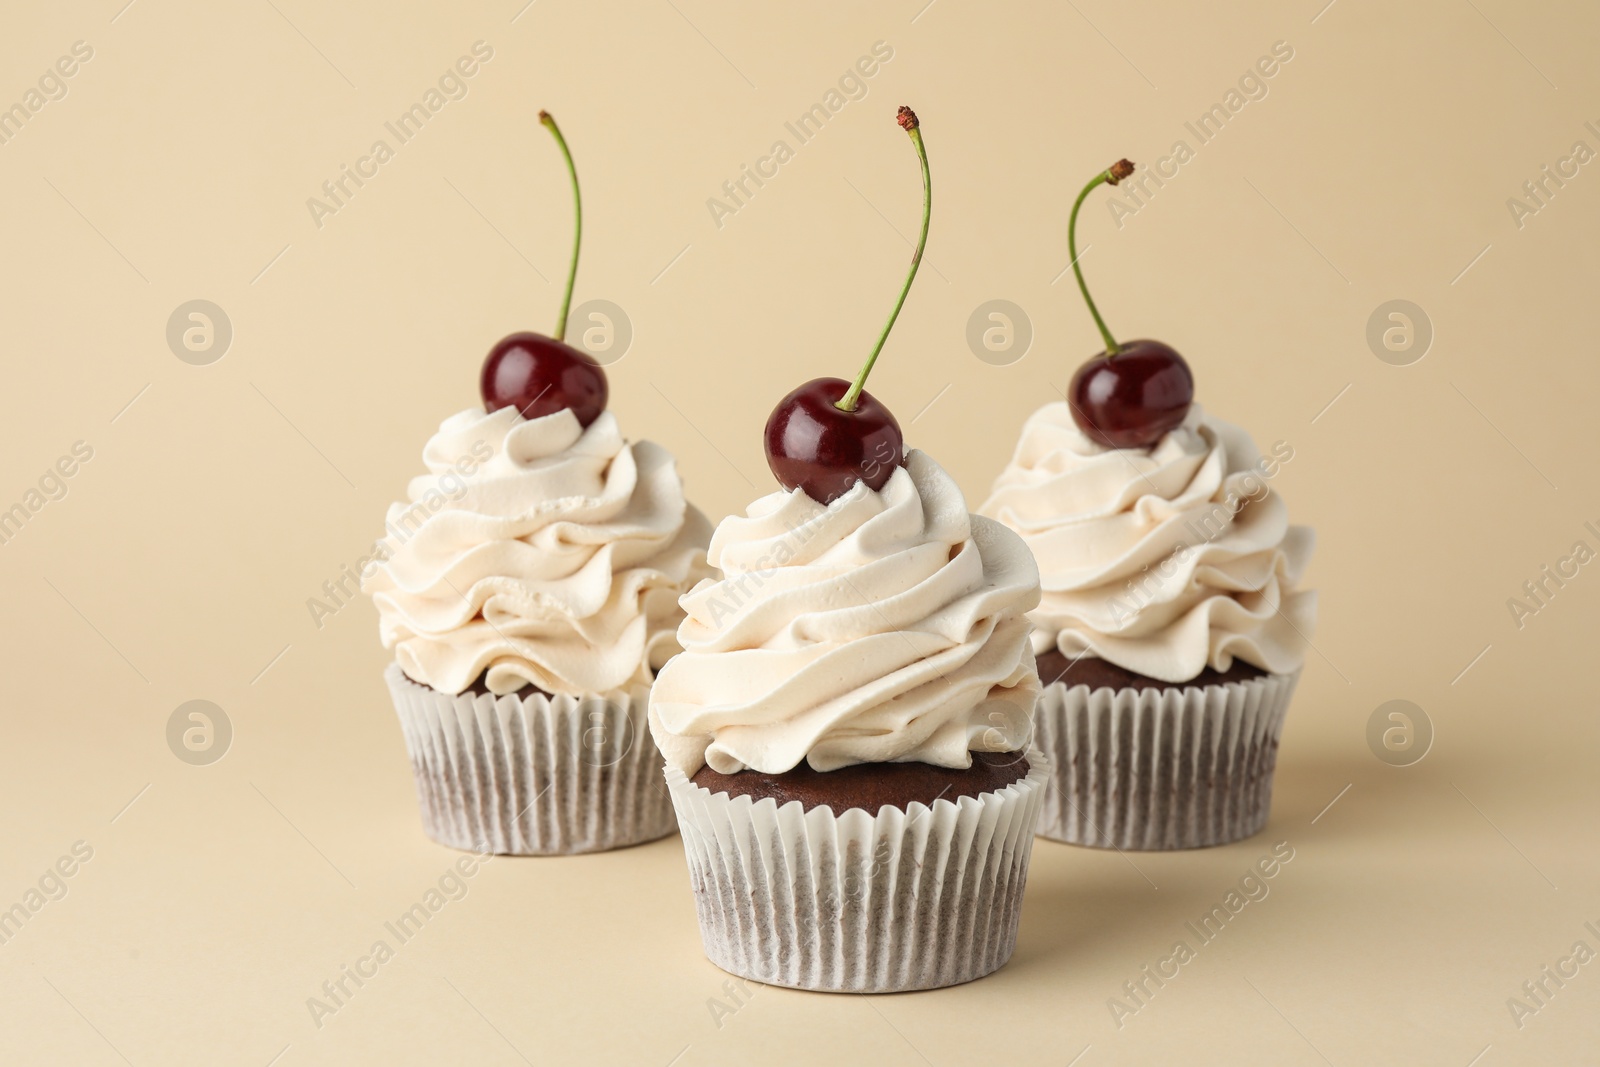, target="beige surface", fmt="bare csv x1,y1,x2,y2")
2,0,1597,1063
